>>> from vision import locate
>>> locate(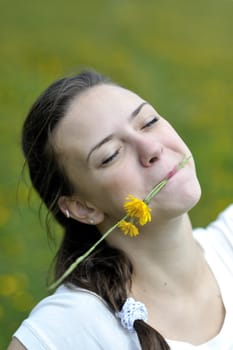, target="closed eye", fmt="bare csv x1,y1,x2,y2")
102,149,120,165
141,116,159,129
